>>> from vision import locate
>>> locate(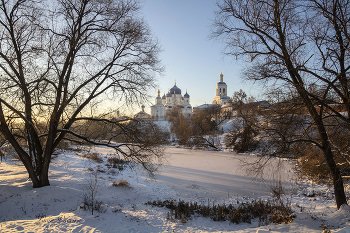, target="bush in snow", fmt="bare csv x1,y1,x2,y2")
146,197,294,225
81,153,103,163
107,157,129,170
224,90,260,153
111,179,131,188
82,171,104,215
